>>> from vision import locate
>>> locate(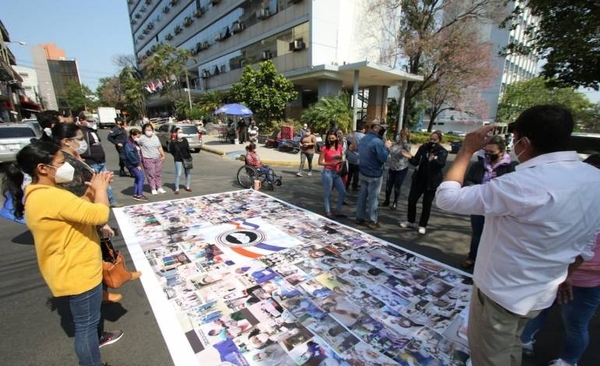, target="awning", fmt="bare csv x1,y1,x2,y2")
19,95,41,111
